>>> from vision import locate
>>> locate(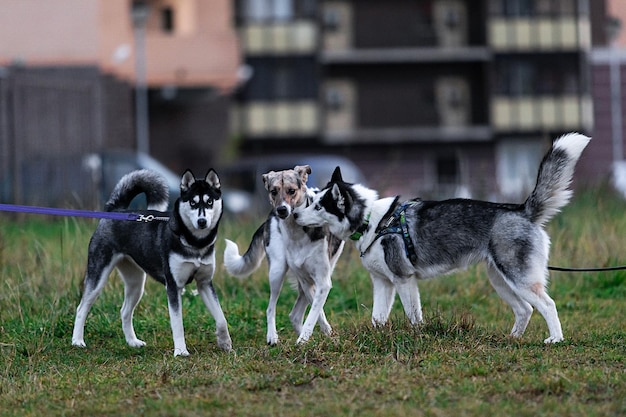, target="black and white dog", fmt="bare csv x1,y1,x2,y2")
224,165,344,345
72,169,232,356
294,133,590,343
